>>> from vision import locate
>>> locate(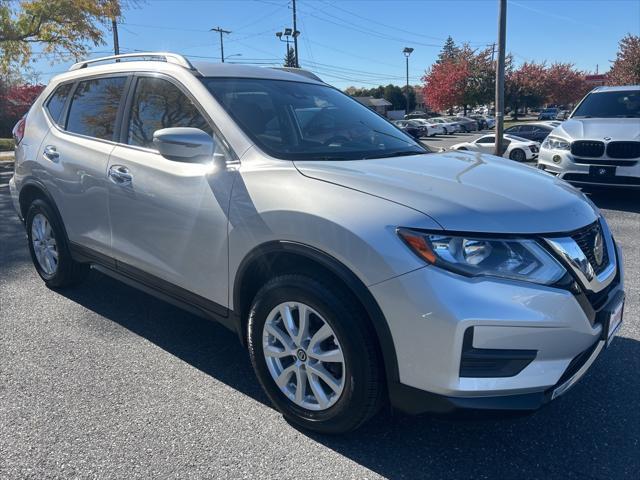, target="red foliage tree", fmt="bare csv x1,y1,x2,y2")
422,60,469,112
1,83,45,117
505,61,548,116
608,34,640,86
545,63,588,106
